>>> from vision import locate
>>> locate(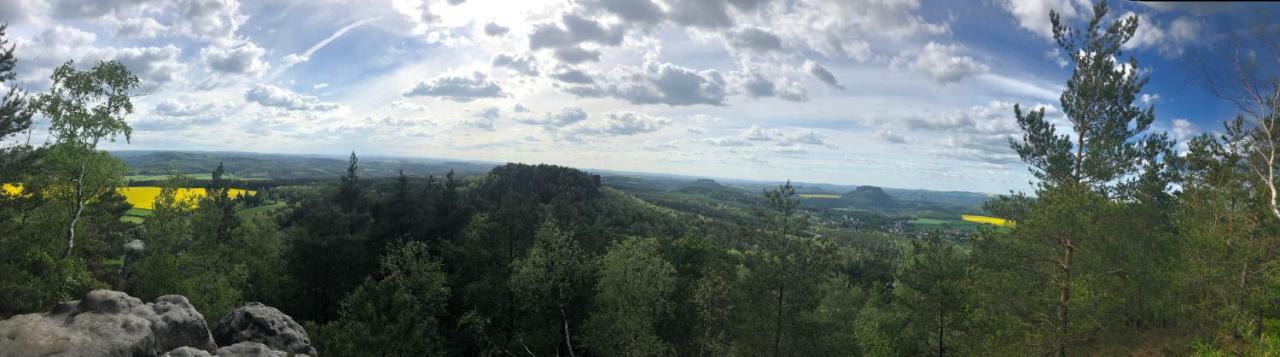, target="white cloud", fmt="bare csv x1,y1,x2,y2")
567,60,727,106
739,125,829,146
703,137,750,146
174,0,246,40
114,17,167,39
552,46,602,64
49,0,154,18
736,71,806,102
529,13,625,50
1170,118,1199,153
491,53,539,76
202,41,267,75
1139,93,1160,106
727,27,783,53
113,45,187,85
0,0,44,24
875,130,906,144
483,22,509,36
461,106,500,130
153,98,234,117
245,84,341,111
1123,13,1199,56
570,111,671,136
550,68,594,84
803,60,843,90
515,107,588,127
997,0,1090,39
892,42,988,84
403,72,506,102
